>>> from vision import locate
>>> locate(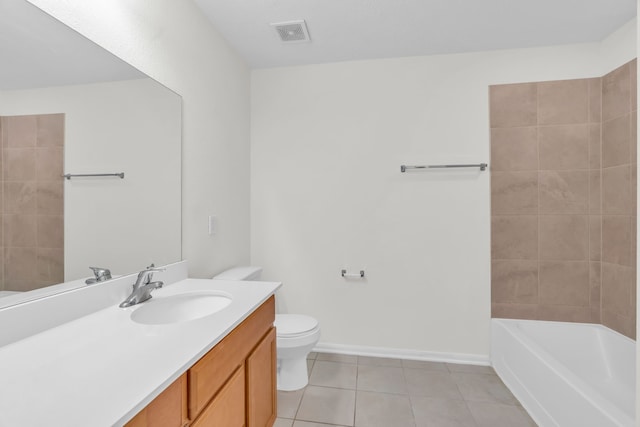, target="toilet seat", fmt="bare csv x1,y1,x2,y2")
275,314,319,338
